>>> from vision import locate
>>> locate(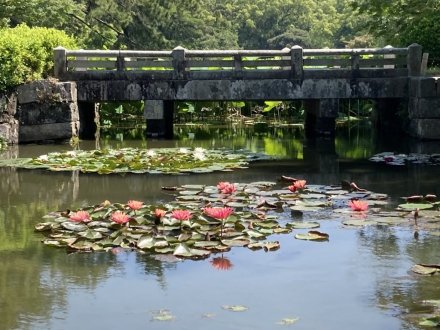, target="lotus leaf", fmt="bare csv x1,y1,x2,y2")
287,222,320,229
151,310,175,322
342,219,377,227
276,317,299,325
263,241,280,251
